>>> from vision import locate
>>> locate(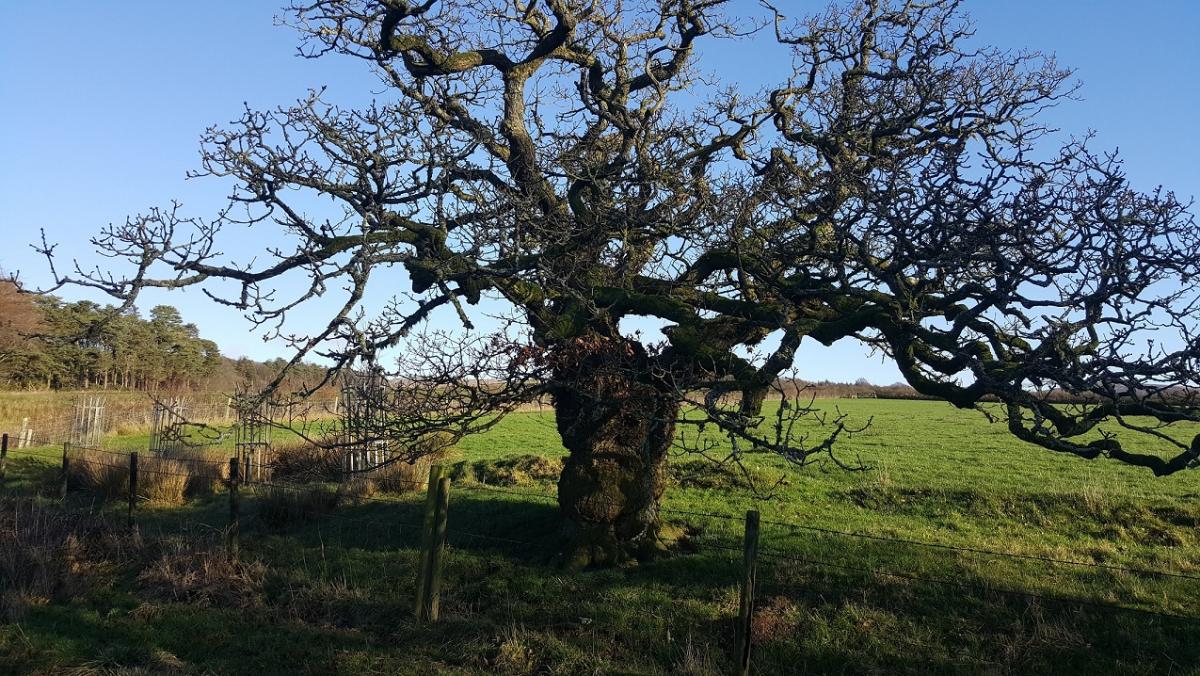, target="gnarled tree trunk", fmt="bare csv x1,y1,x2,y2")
551,339,679,567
